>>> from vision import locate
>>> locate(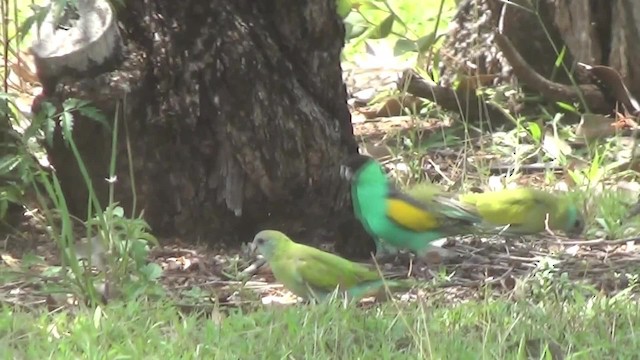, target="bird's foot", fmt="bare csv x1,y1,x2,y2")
375,241,399,261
